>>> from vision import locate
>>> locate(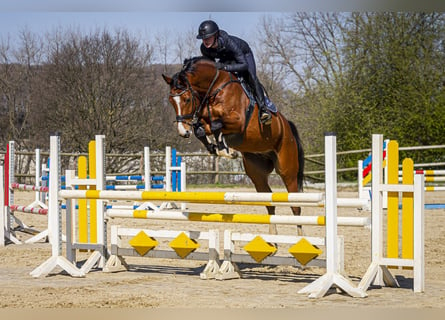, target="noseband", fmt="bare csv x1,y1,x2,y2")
170,68,221,126
169,86,200,124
